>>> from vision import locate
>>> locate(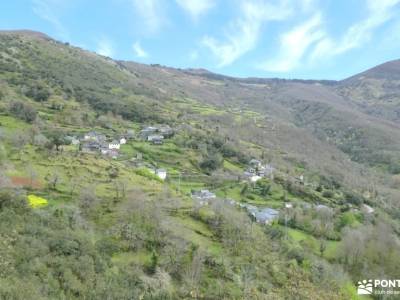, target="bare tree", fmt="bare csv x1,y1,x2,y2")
26,164,37,189
69,175,82,196
186,248,204,297
11,131,29,159
45,171,60,190
79,185,98,216
0,171,11,188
